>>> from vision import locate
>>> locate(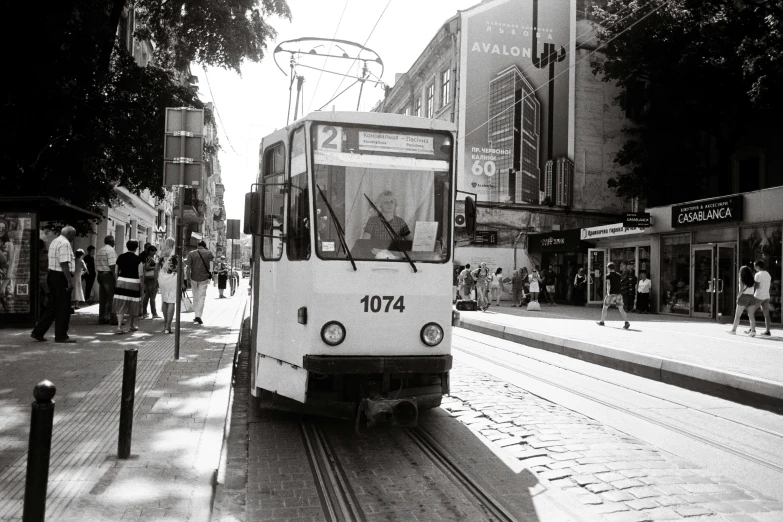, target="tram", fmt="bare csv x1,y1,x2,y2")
243,111,469,428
